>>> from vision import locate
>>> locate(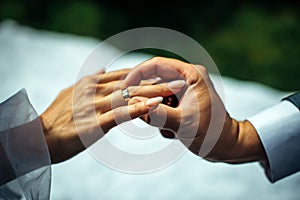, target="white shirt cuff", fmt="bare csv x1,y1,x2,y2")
247,100,300,182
